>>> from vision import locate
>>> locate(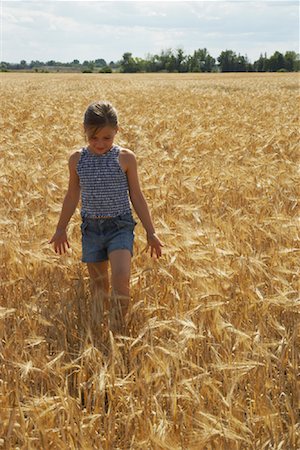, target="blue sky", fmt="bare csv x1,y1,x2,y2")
2,1,299,64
